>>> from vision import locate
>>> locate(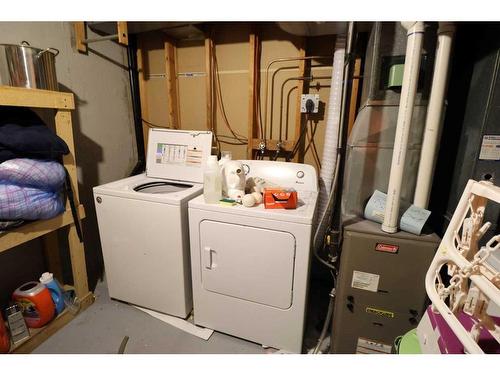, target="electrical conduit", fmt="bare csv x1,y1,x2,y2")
382,22,425,233
413,22,455,209
313,35,346,251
